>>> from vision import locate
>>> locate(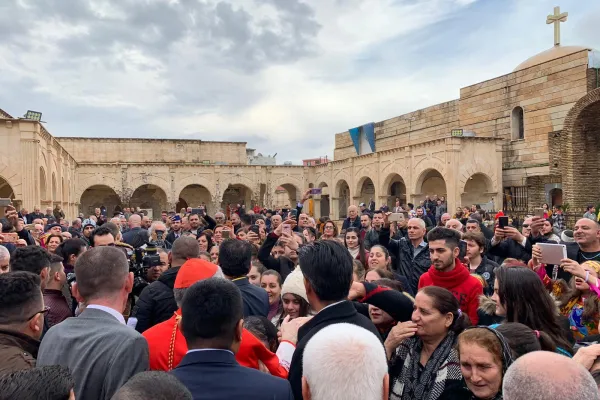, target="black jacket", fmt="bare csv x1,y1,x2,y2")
341,217,361,232
488,237,534,265
379,227,431,295
122,227,149,248
288,301,380,400
132,266,180,333
165,230,182,248
473,256,499,296
233,277,269,318
257,233,295,281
